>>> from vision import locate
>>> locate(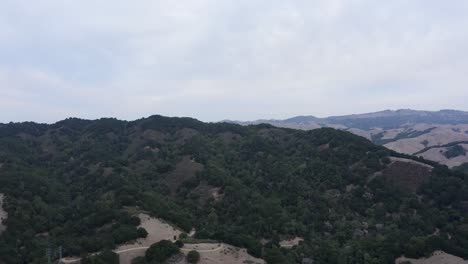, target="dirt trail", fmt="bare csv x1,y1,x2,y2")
389,157,434,170
180,243,224,253
62,243,259,264
61,214,264,264
117,213,181,251
180,243,264,264
419,144,468,168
